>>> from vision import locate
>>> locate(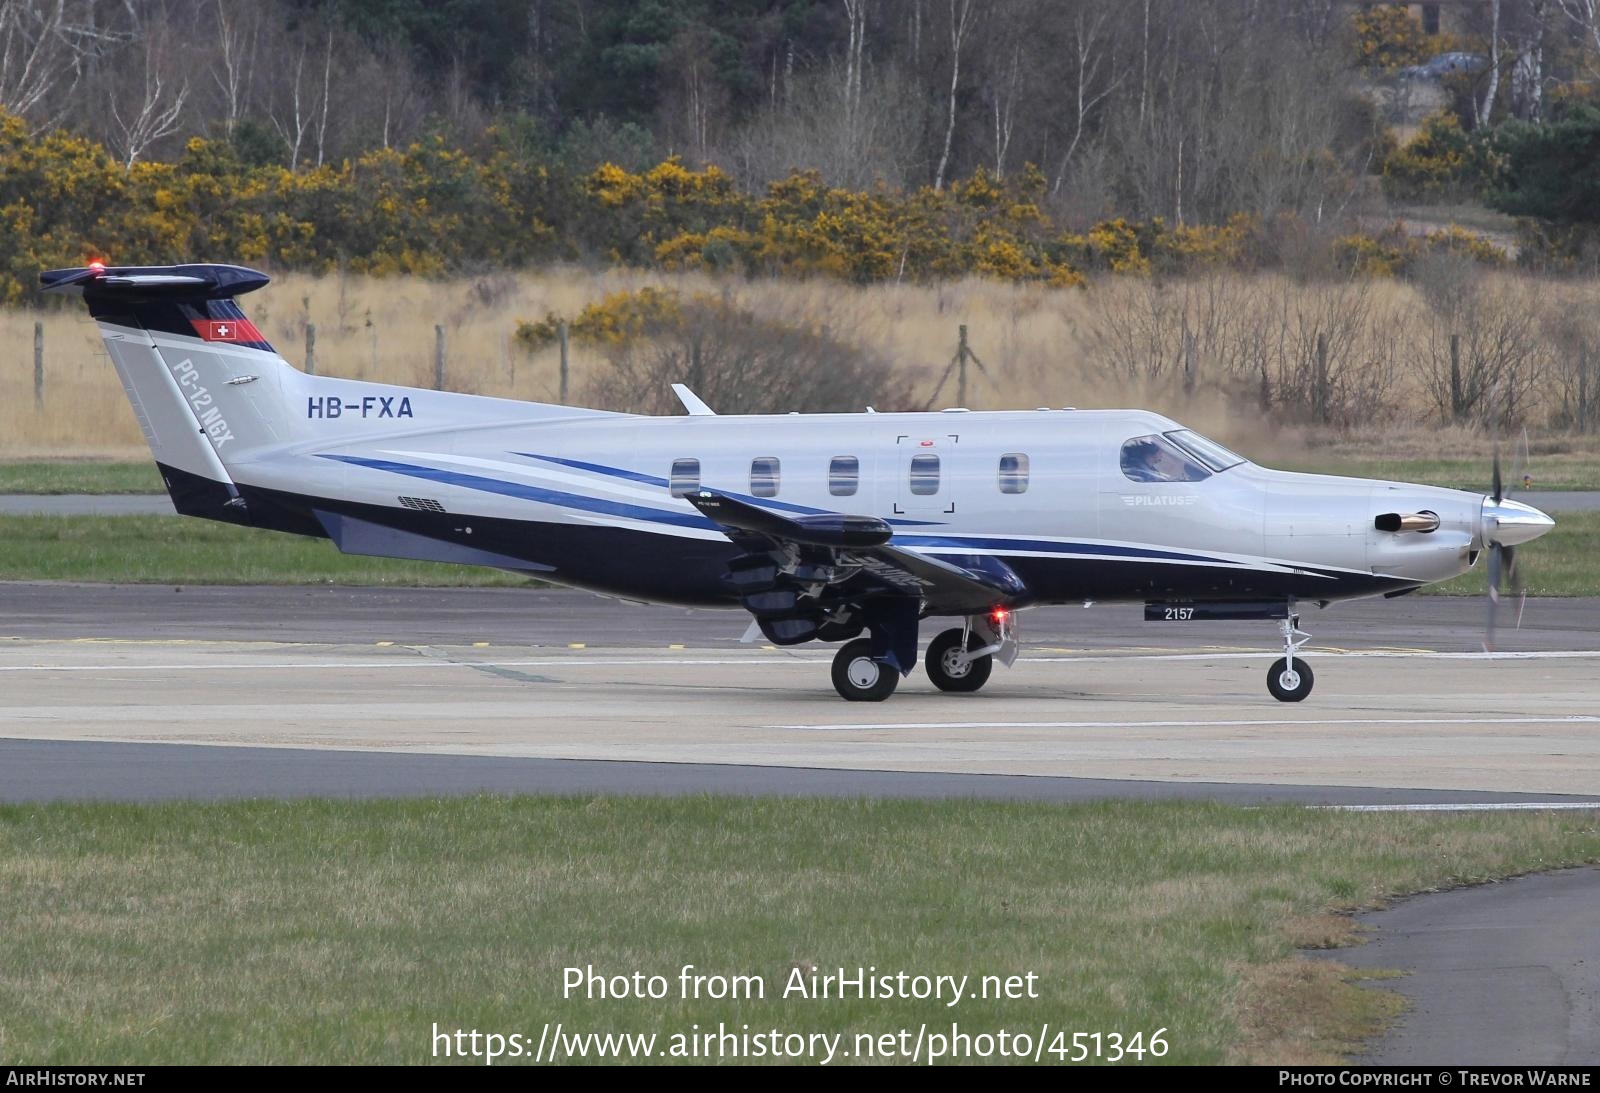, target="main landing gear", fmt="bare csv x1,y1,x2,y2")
831,638,900,702
1266,614,1314,702
829,613,1013,701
